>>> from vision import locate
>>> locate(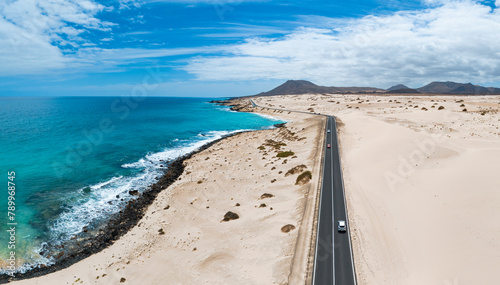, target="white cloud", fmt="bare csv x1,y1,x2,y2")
119,0,264,7
421,0,448,6
148,0,265,3
0,0,111,76
195,24,287,38
184,0,500,87
87,46,221,61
